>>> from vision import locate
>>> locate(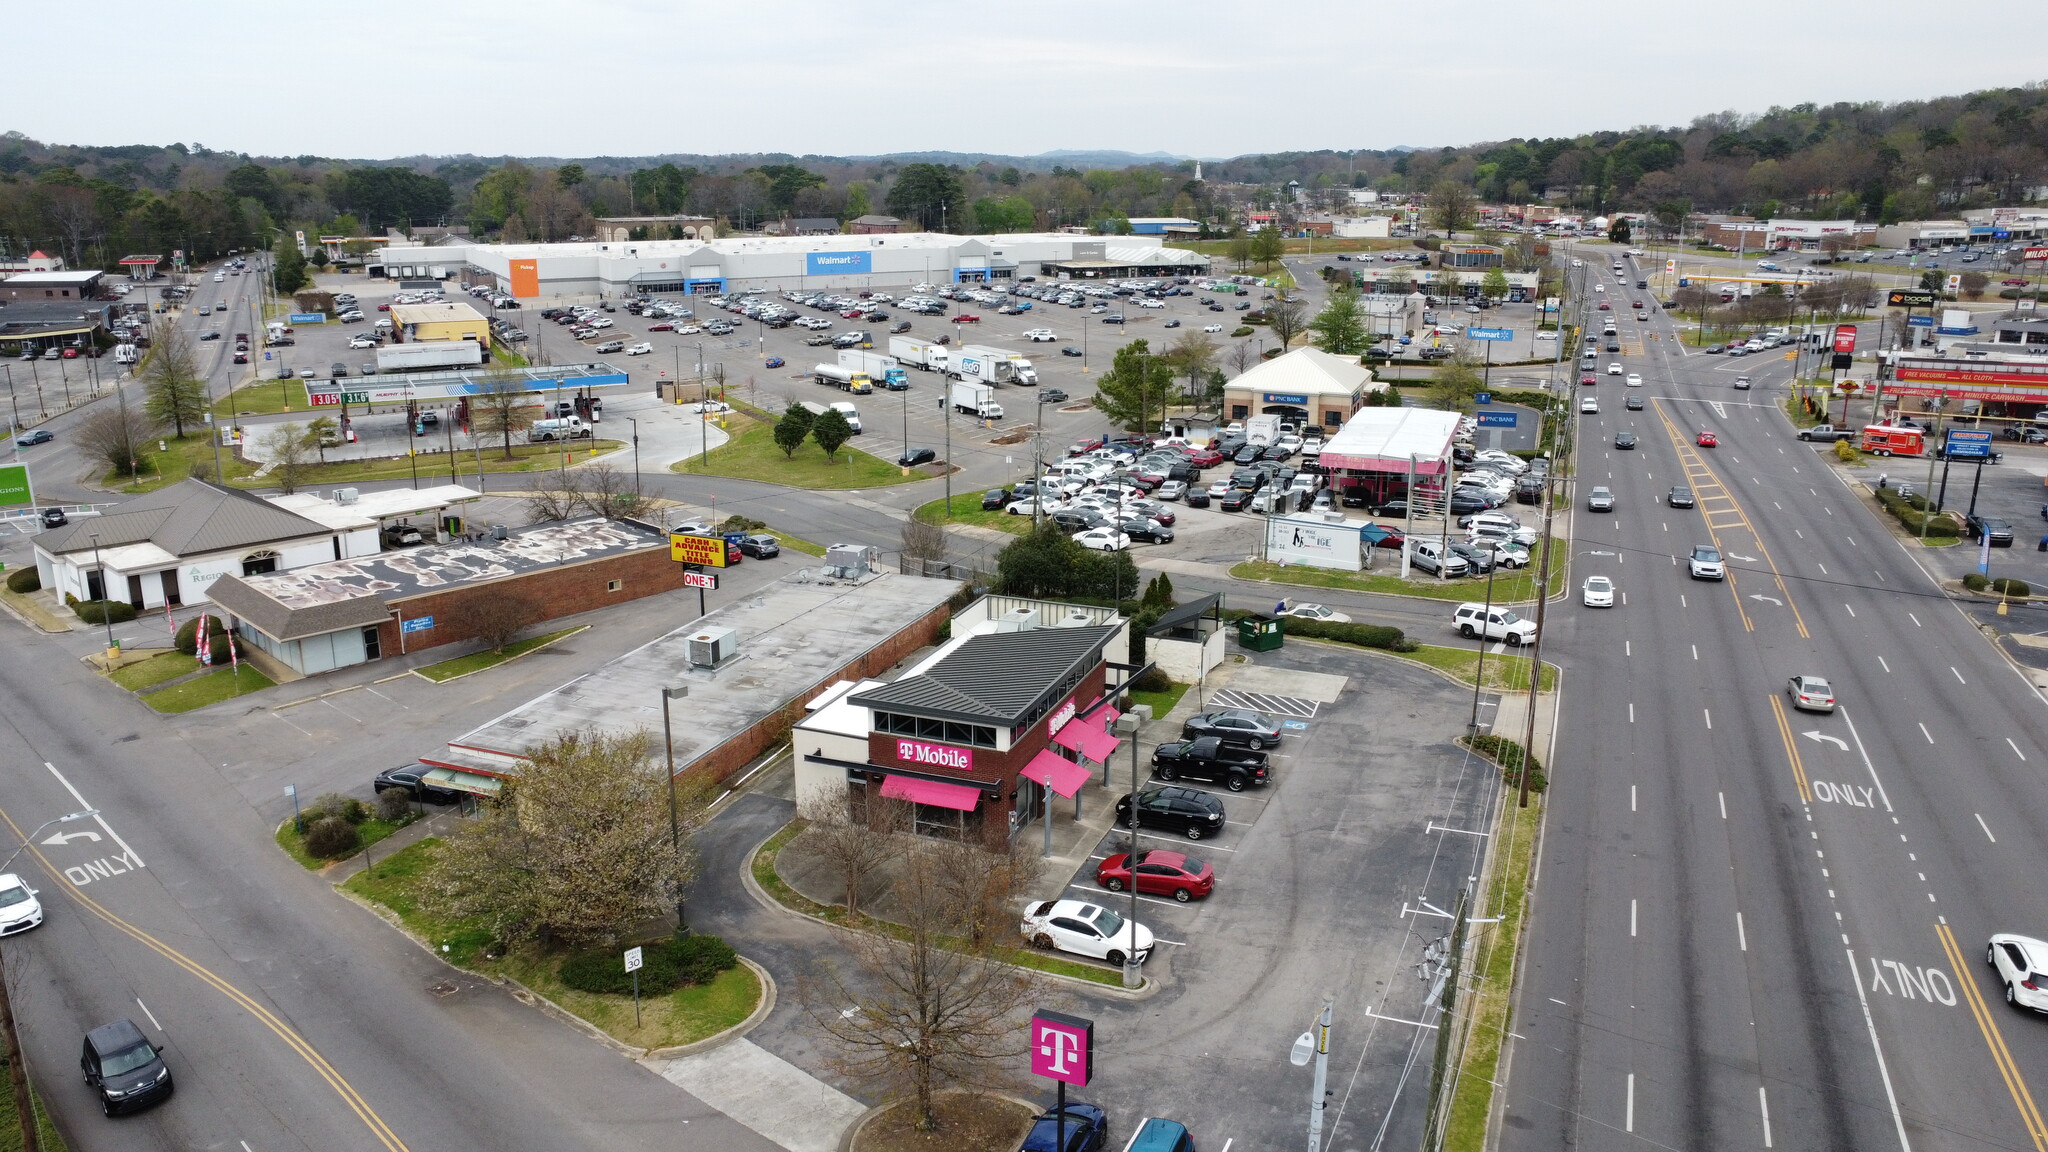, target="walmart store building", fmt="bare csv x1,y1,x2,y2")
376,232,1210,299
